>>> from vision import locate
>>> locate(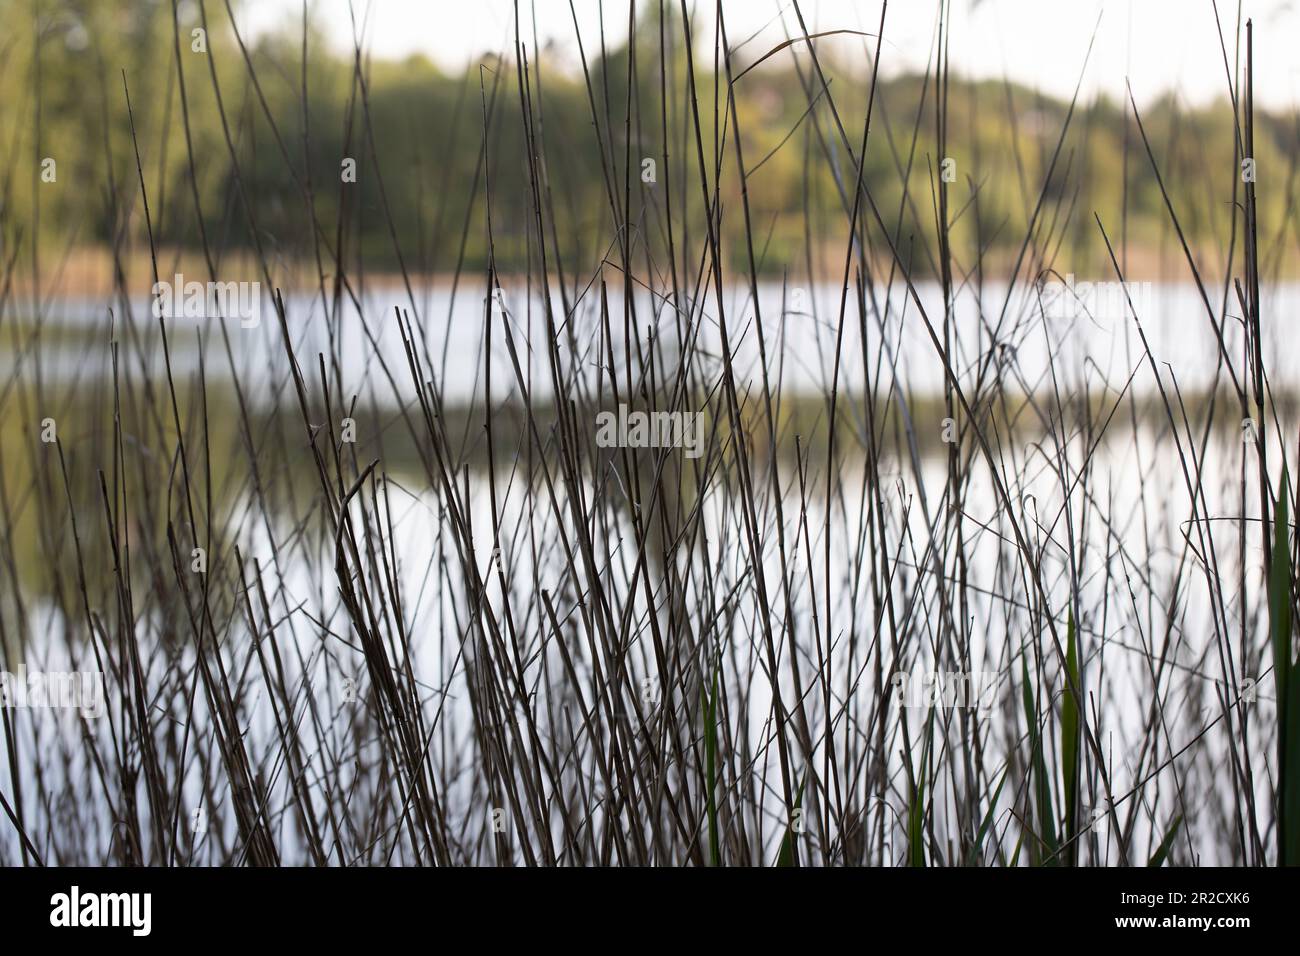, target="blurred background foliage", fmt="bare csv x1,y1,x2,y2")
0,0,1293,283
